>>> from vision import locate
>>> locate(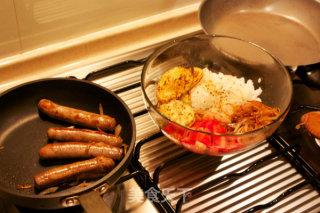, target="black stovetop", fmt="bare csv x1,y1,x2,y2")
277,80,320,174
1,59,320,213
